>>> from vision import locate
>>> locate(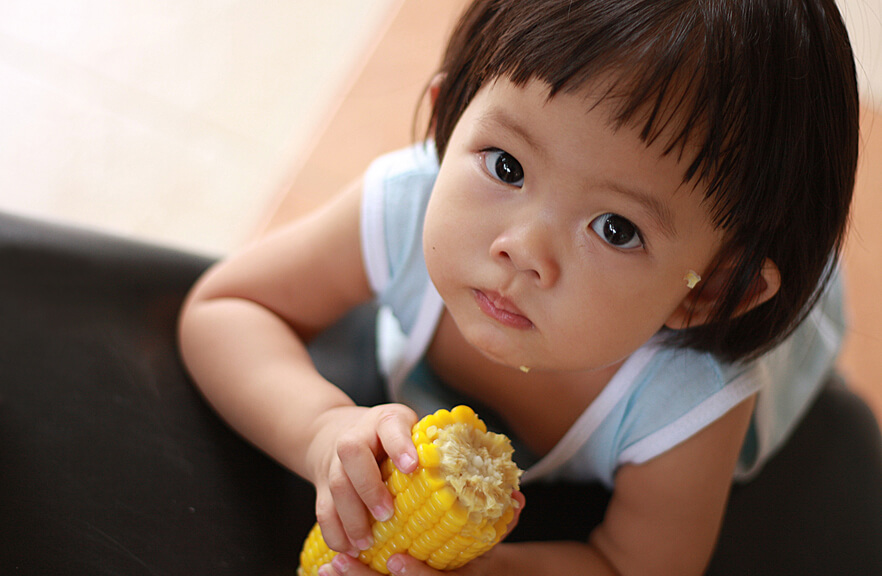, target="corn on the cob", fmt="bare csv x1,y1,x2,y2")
298,405,522,575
